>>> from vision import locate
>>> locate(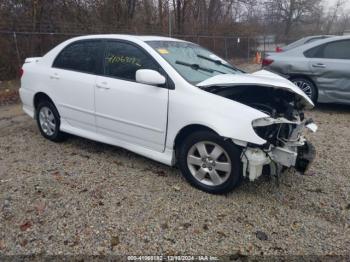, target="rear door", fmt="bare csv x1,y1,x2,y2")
94,40,169,152
51,40,104,131
306,39,350,103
